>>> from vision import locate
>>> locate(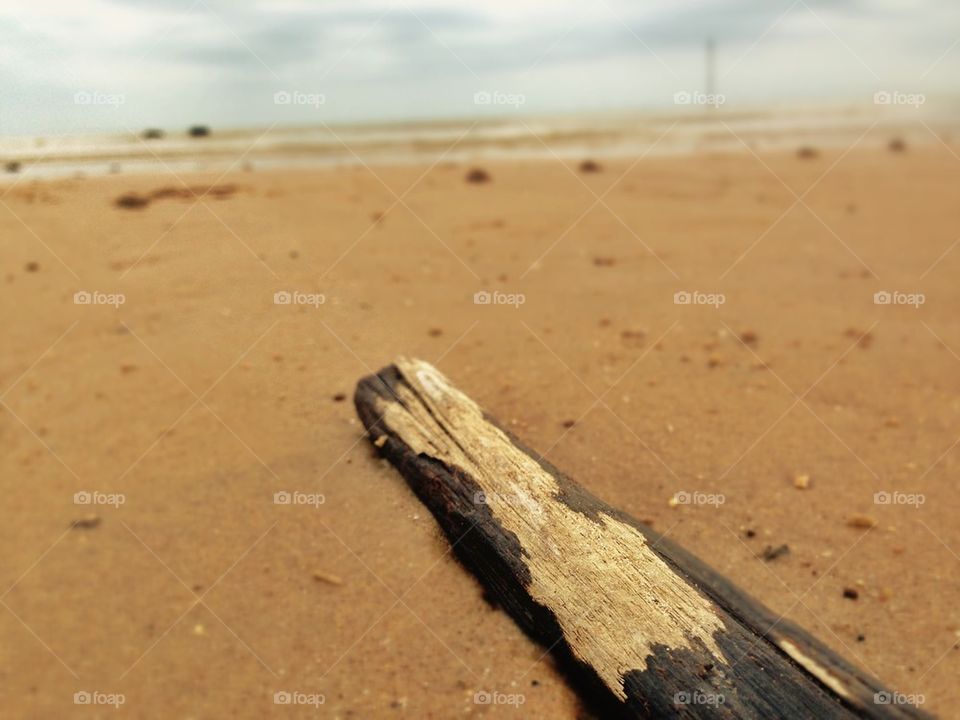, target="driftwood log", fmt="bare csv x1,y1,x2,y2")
354,358,930,719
